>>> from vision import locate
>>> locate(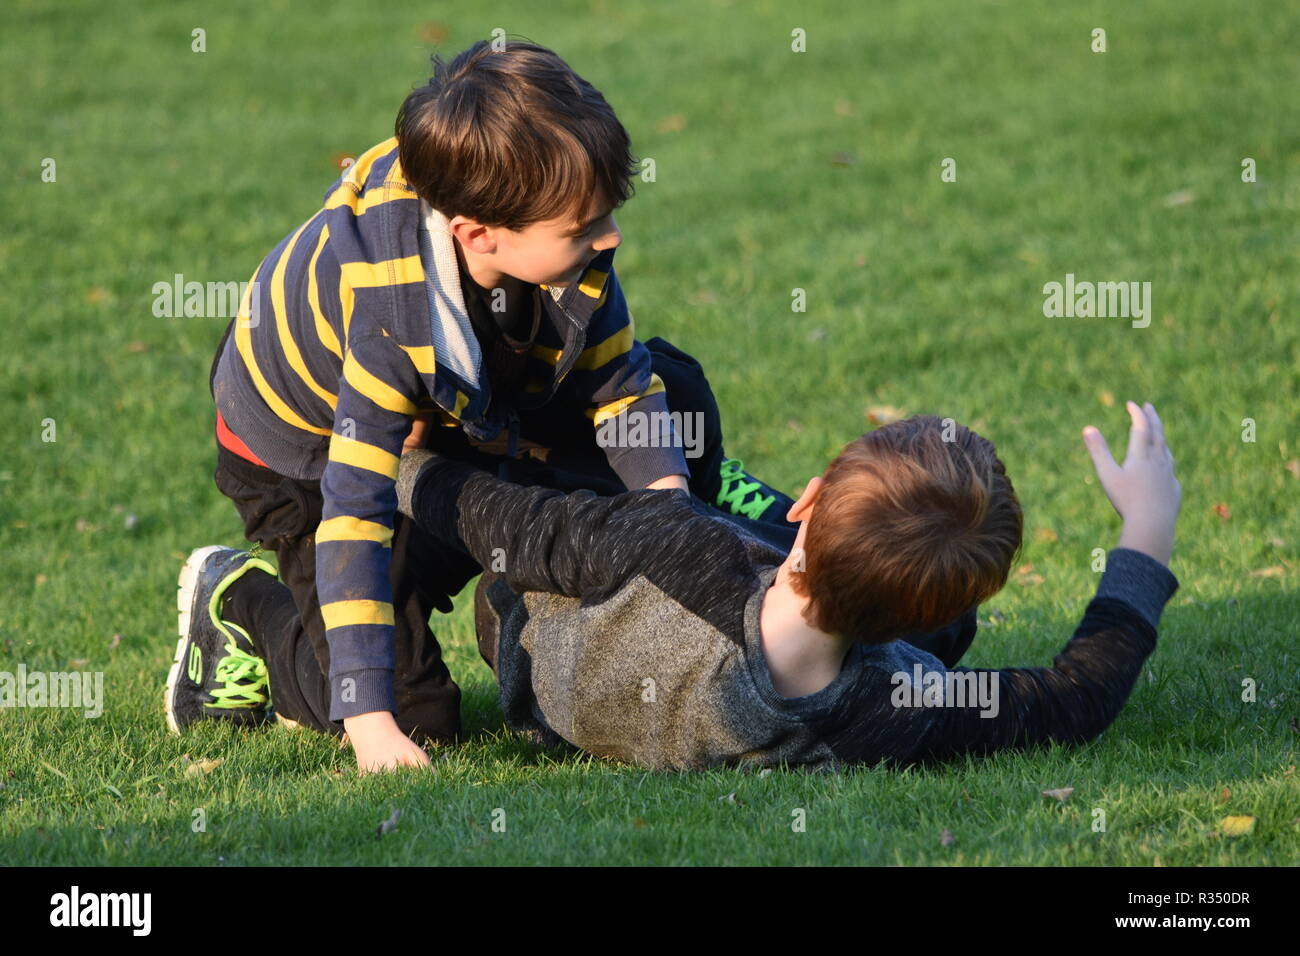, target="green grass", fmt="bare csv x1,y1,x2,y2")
1,0,1297,865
